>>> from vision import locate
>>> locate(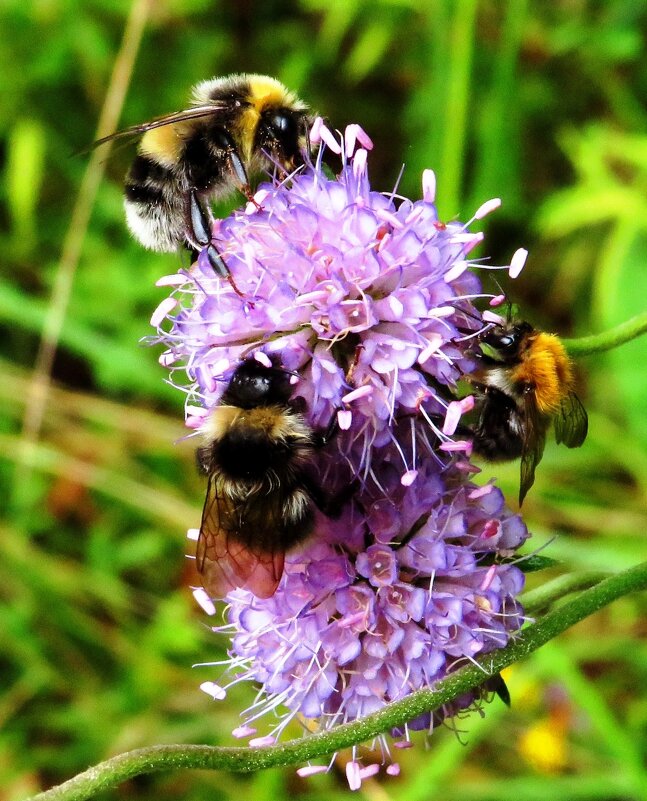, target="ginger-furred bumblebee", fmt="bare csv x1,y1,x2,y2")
94,74,313,289
195,356,337,600
468,318,588,505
